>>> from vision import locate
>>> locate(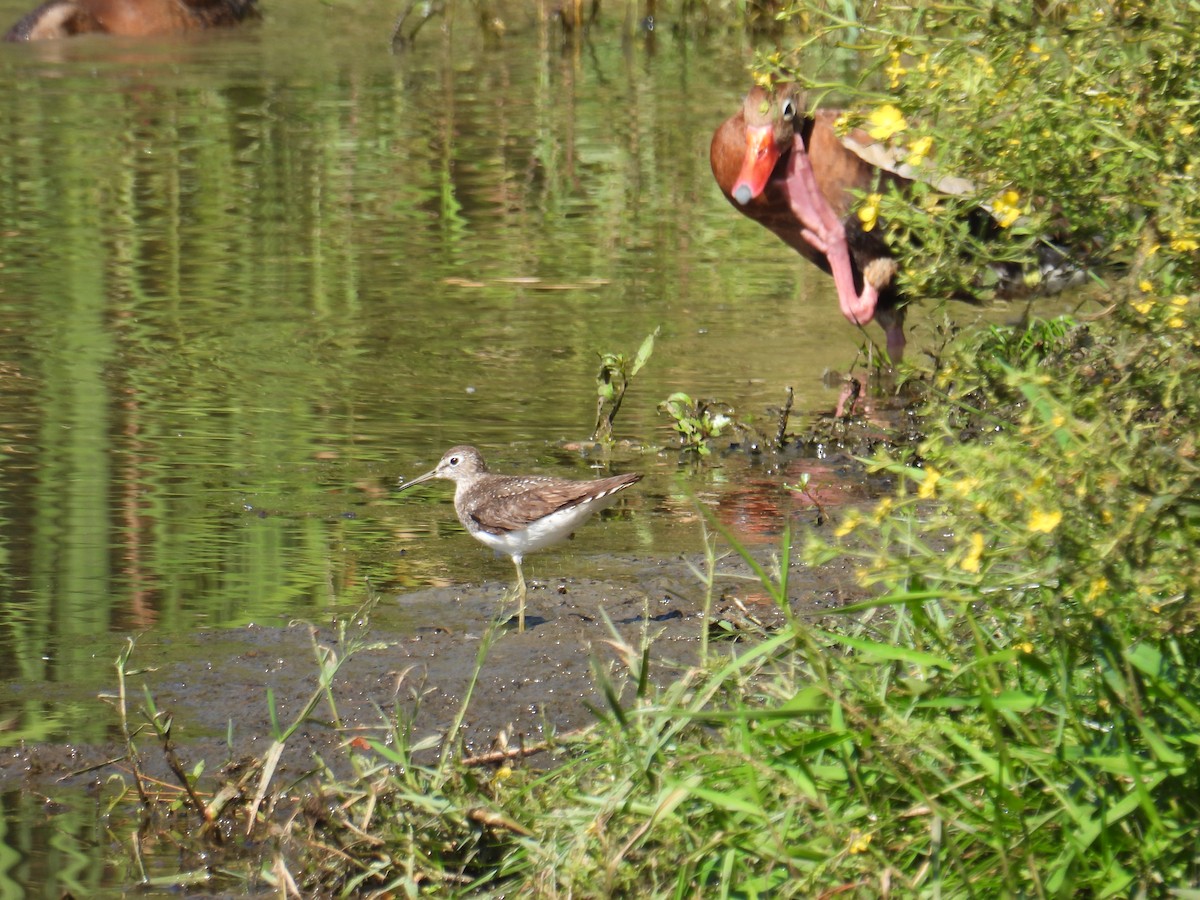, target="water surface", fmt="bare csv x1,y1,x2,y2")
0,1,878,668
